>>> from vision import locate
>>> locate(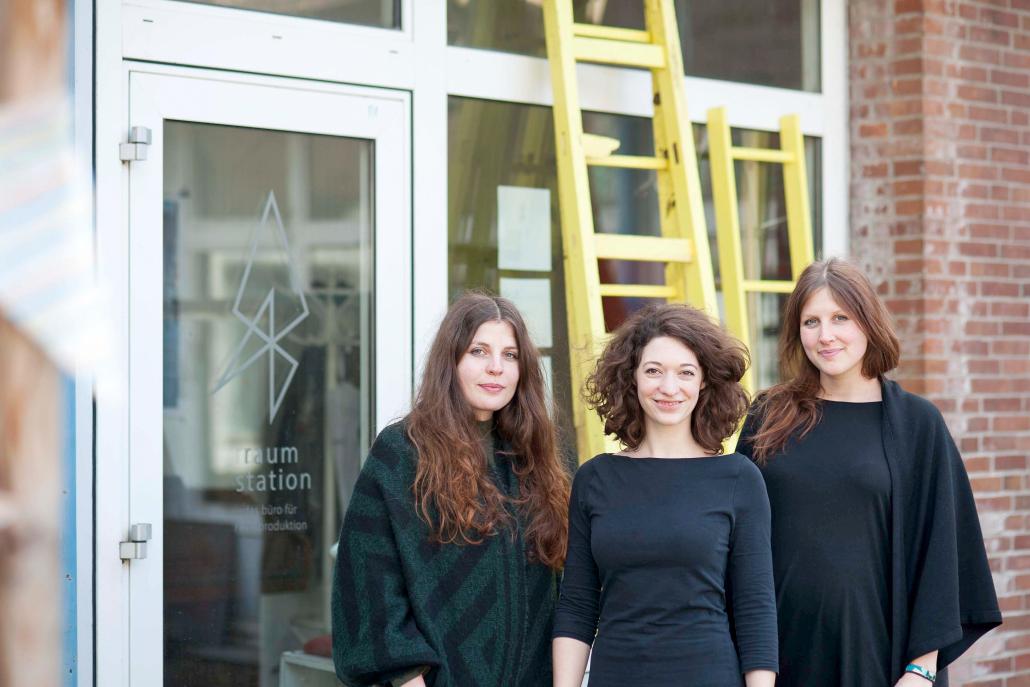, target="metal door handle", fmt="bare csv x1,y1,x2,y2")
119,522,152,560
